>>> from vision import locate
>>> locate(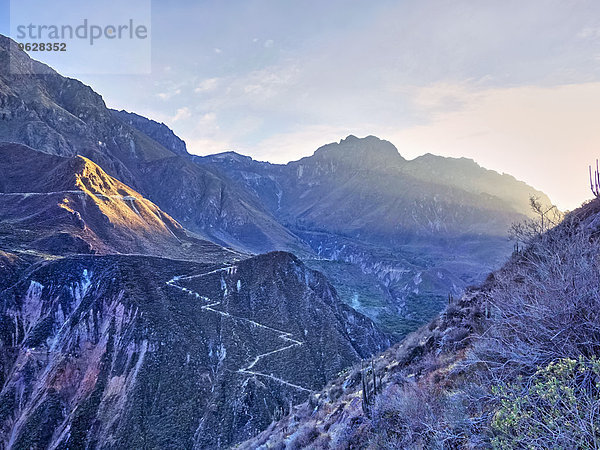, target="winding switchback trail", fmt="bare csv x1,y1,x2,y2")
166,266,312,392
